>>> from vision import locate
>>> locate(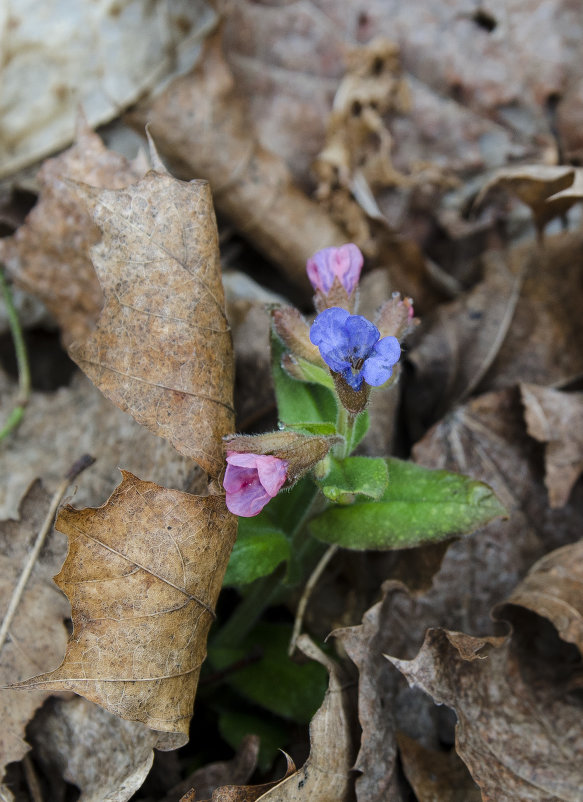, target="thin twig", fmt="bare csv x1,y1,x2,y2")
22,755,44,802
0,455,95,655
289,544,339,657
0,265,31,441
